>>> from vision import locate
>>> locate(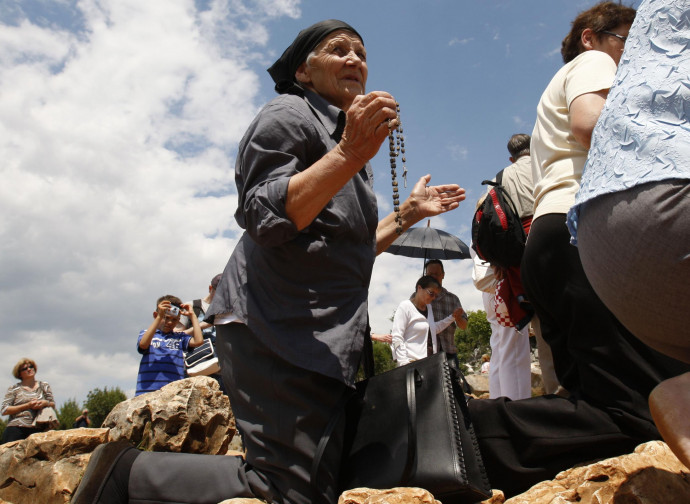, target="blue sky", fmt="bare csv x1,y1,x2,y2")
0,0,641,407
